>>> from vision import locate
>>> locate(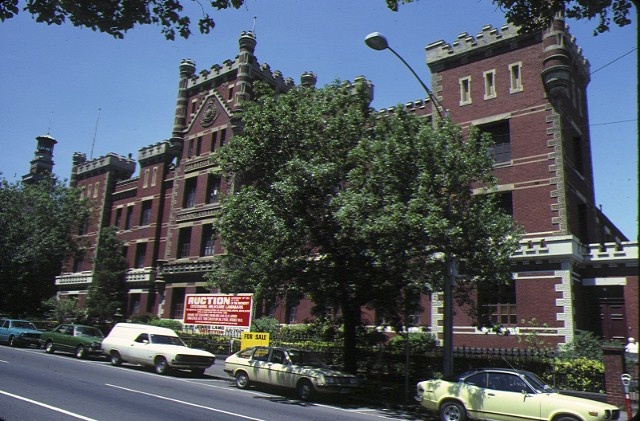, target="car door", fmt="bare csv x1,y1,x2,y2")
482,372,541,421
125,333,152,364
261,349,296,388
50,325,70,352
249,347,271,383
